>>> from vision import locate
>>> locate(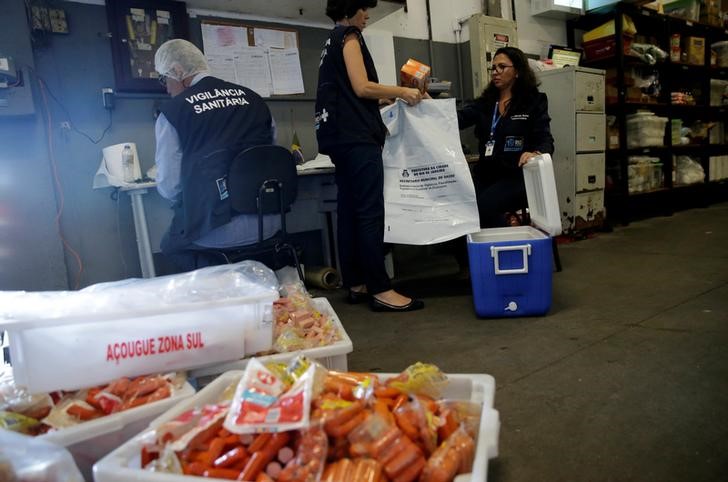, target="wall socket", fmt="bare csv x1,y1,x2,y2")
102,88,114,110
